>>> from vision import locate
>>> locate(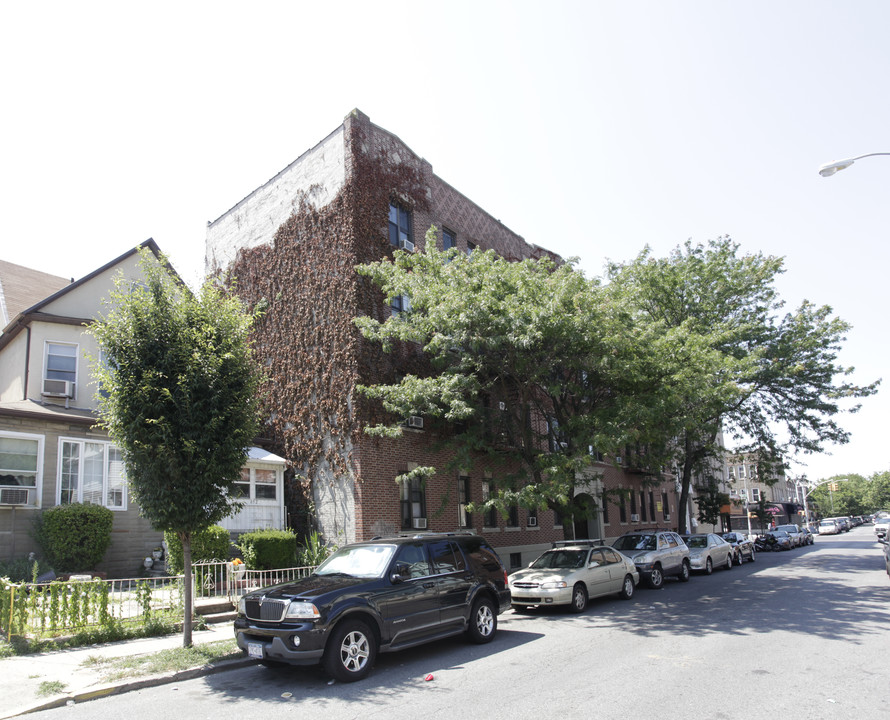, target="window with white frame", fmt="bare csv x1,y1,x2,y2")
234,467,278,501
750,487,760,502
59,439,126,510
0,432,43,507
45,342,78,396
